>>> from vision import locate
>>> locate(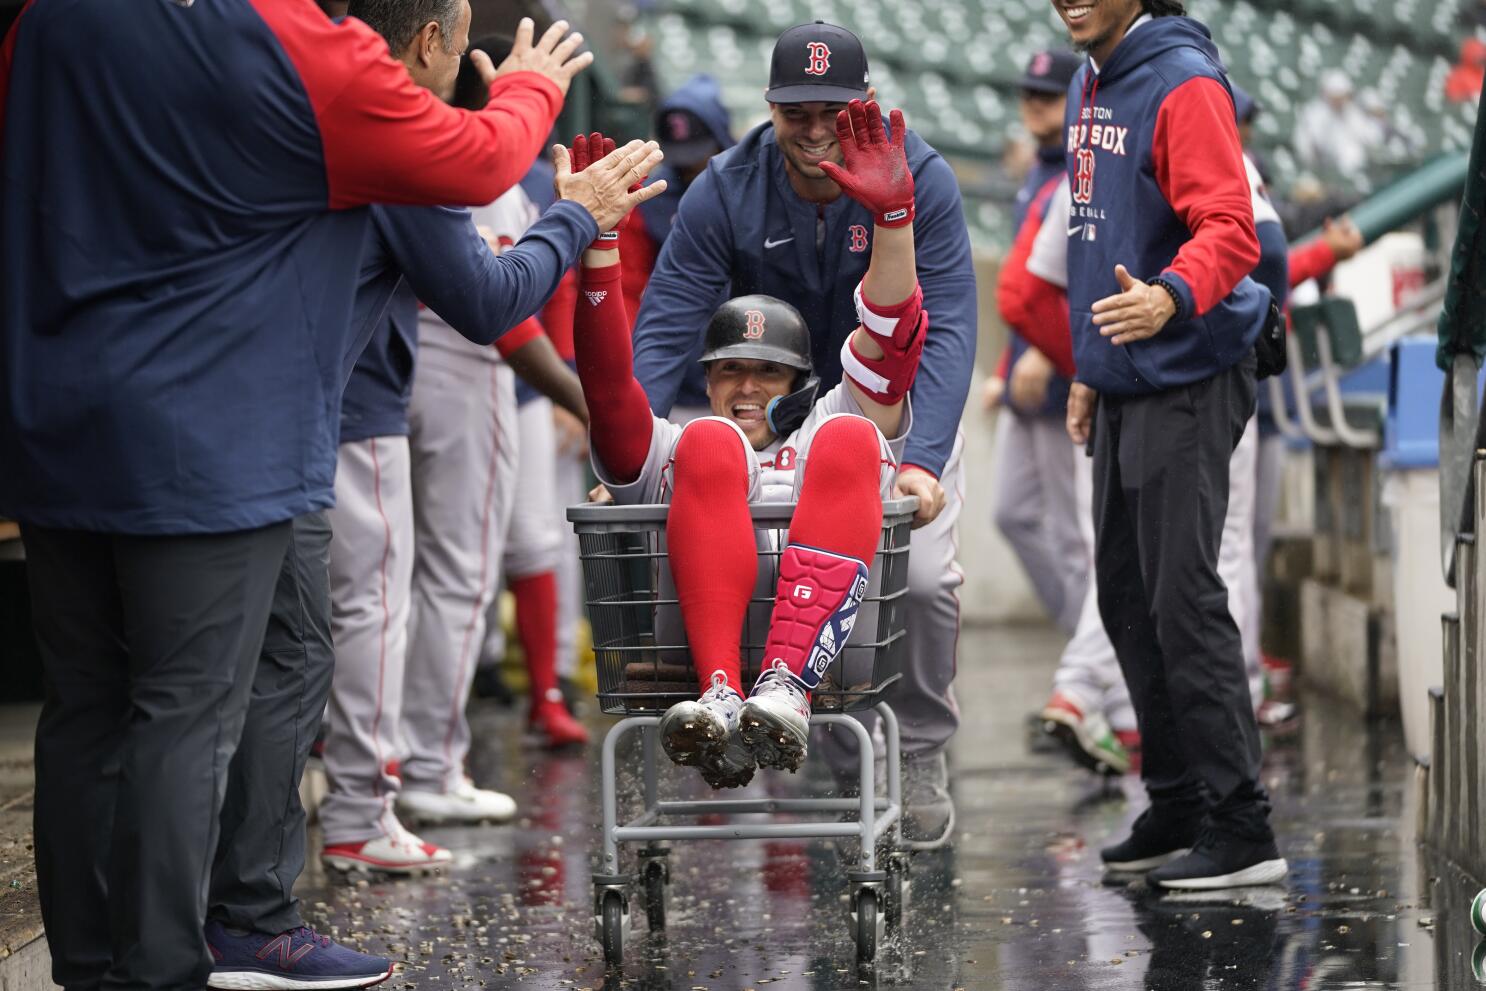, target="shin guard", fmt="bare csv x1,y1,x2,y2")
762,544,870,690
